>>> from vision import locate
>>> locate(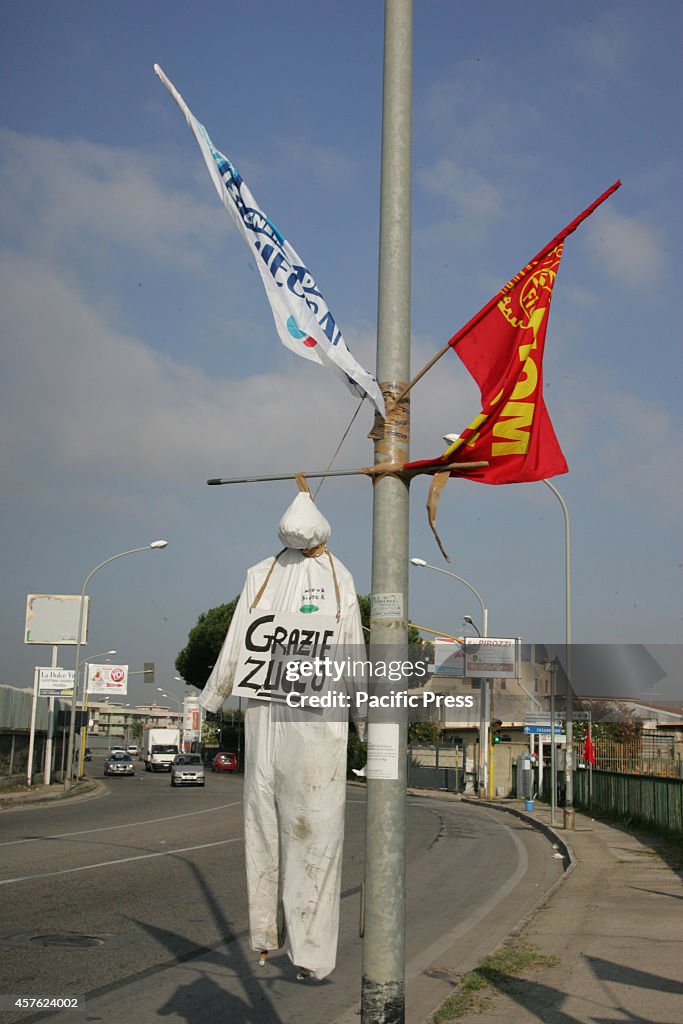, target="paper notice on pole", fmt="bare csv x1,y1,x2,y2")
370,593,404,621
366,723,400,780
